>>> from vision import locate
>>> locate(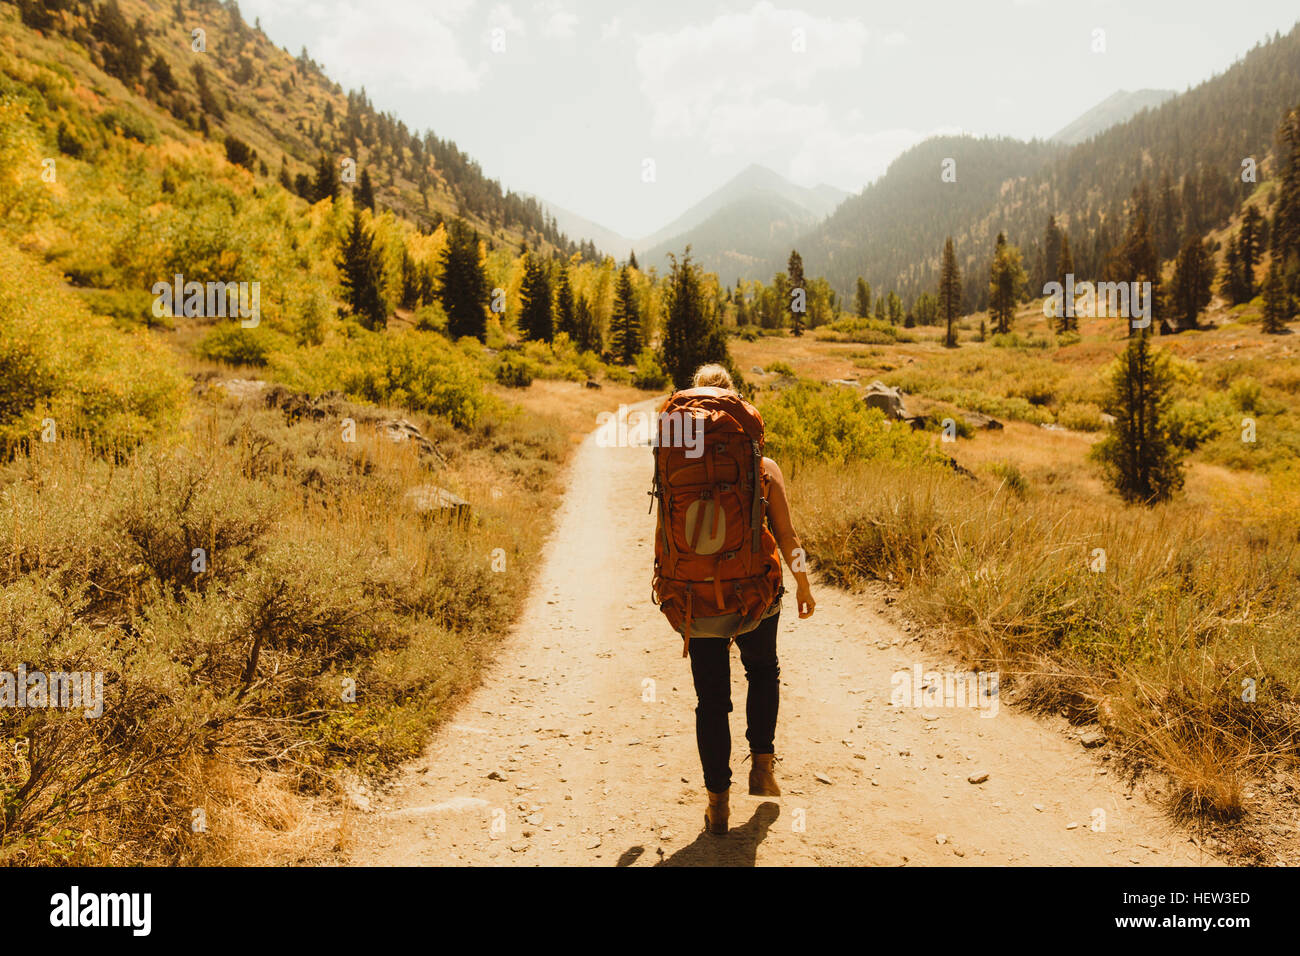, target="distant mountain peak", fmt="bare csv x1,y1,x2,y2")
1050,88,1176,145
